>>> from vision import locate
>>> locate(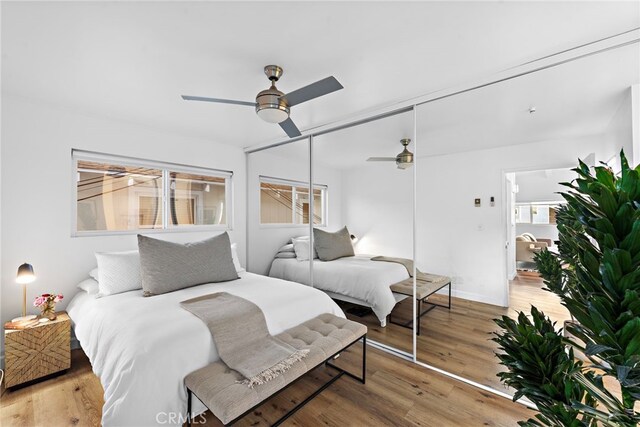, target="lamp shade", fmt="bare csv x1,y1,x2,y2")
16,263,36,284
